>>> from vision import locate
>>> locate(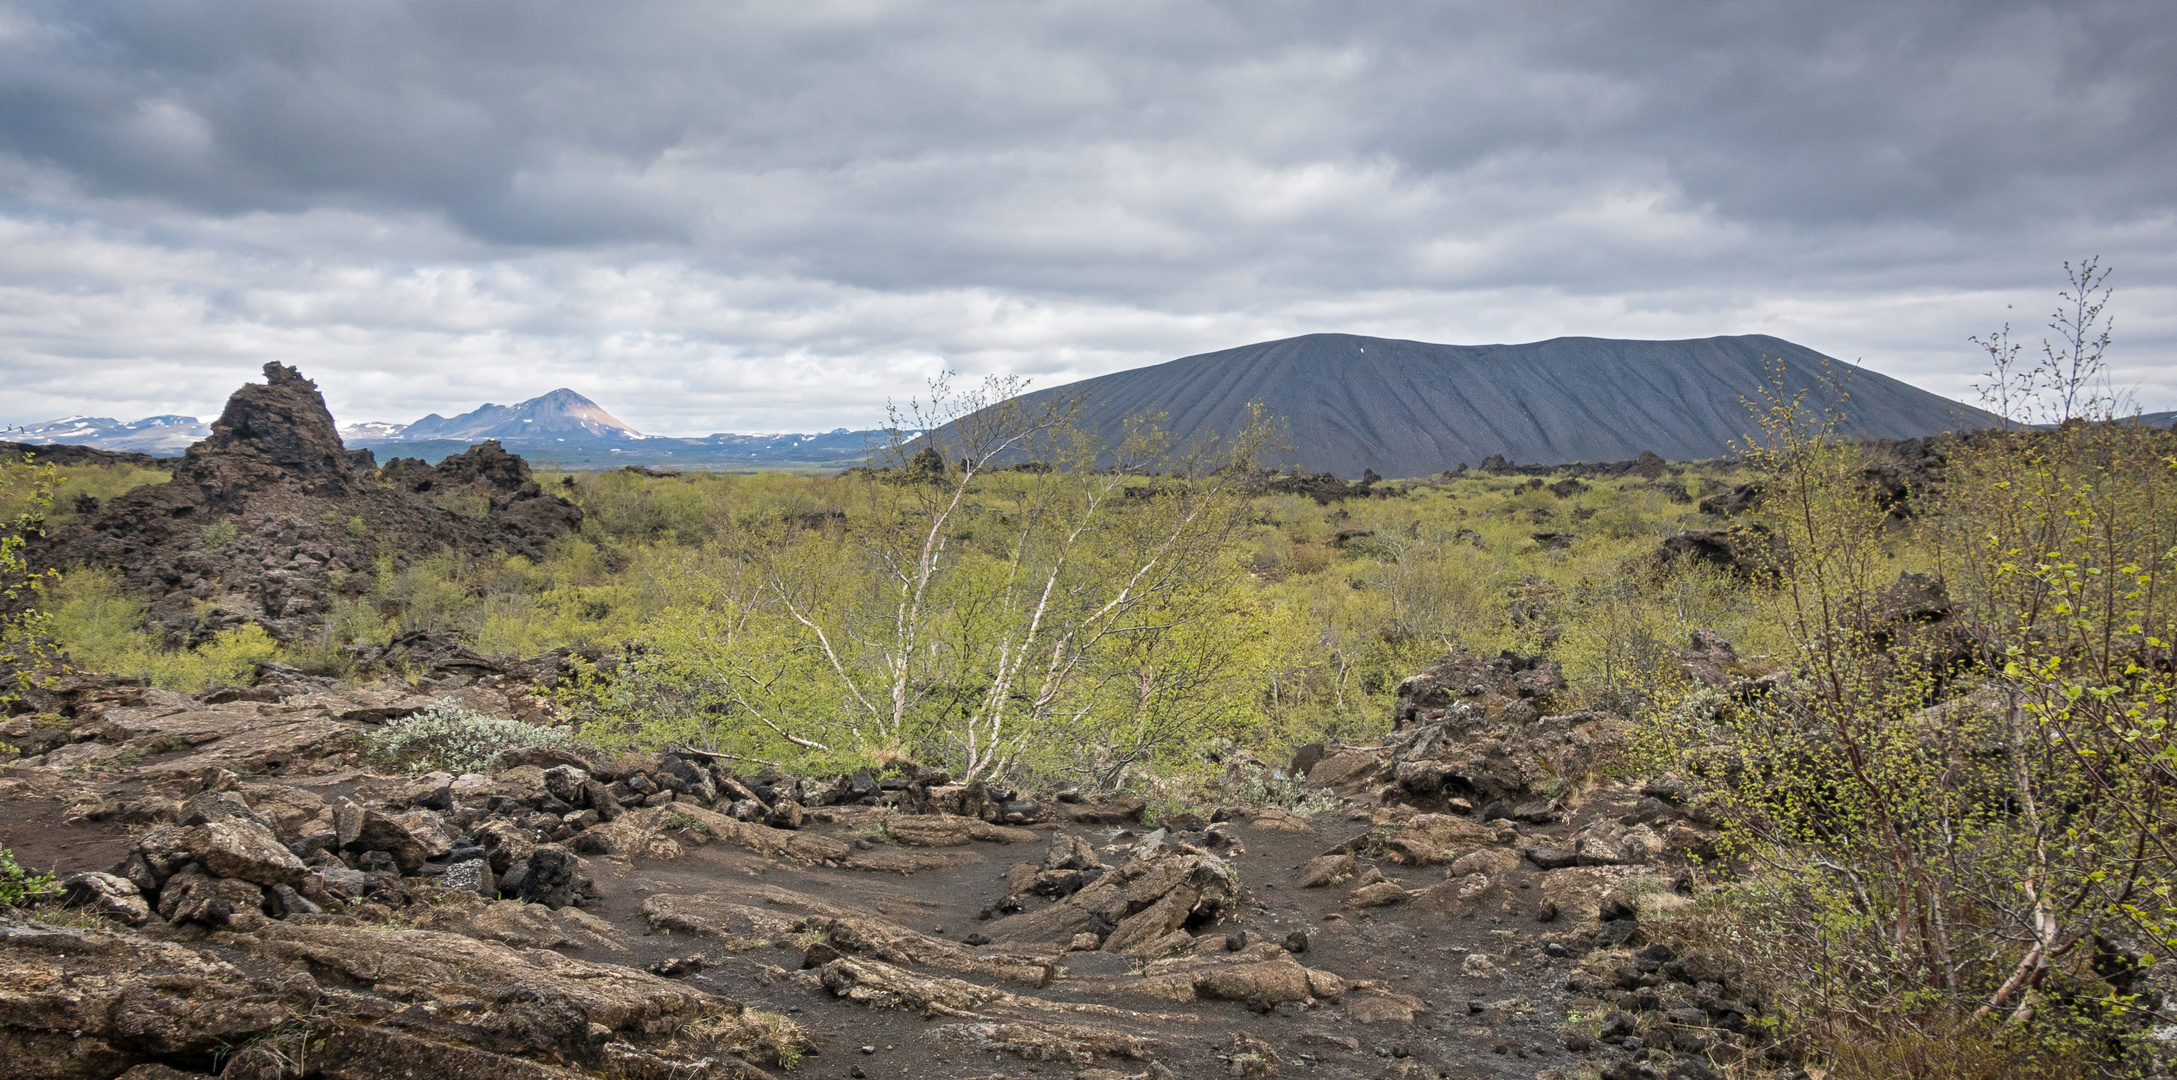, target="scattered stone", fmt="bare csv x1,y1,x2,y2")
647,955,706,977
441,858,494,896
1300,853,1356,887
60,872,153,926
1346,881,1410,908
1042,833,1102,872
508,846,578,909
268,883,322,917
766,799,804,830
1523,843,1580,870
